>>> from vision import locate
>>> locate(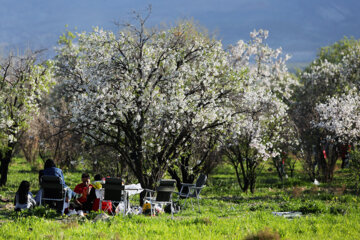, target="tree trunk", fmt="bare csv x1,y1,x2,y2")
304,147,317,181
167,168,184,193
167,156,197,193
318,143,339,182
273,156,284,181
0,144,14,186
249,178,256,194
290,167,295,178
233,163,249,192
0,158,10,186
